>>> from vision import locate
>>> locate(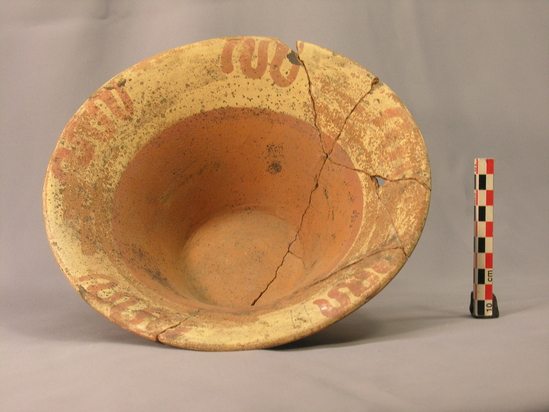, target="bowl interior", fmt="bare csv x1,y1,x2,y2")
112,107,363,310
